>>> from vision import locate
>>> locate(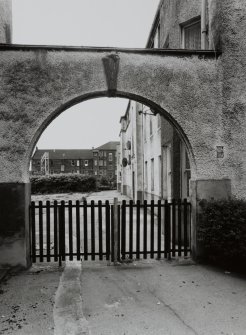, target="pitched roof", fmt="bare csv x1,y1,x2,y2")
32,149,93,160
95,141,120,151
